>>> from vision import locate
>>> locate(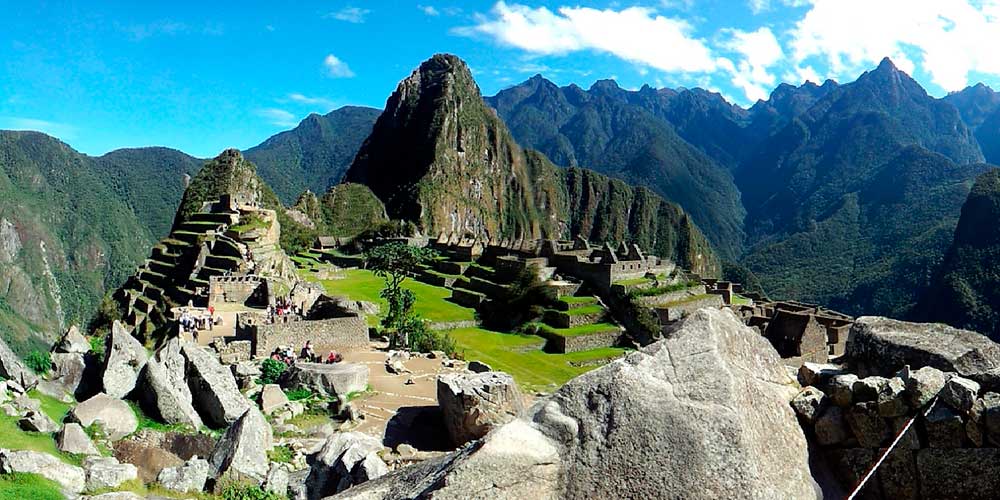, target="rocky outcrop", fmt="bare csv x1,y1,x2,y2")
57,422,101,456
69,393,138,440
306,432,388,497
0,448,86,494
209,407,272,482
285,362,368,399
436,371,524,446
847,316,1000,389
0,335,38,387
157,457,210,493
82,456,138,491
337,308,817,499
181,343,250,427
19,409,58,432
140,338,203,429
51,352,87,396
102,321,148,398
55,325,90,354
261,384,289,415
